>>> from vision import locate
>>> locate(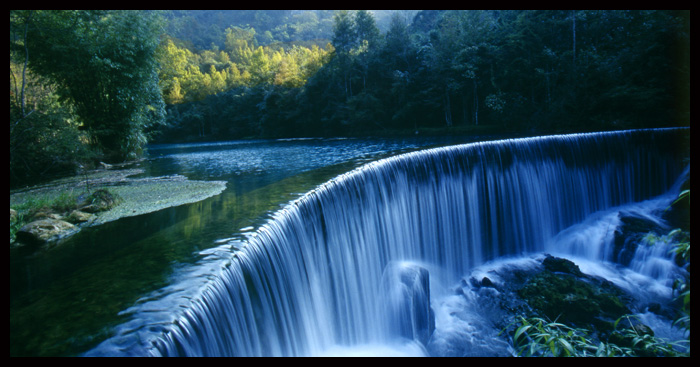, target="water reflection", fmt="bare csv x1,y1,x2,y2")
10,136,468,357
145,137,457,190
